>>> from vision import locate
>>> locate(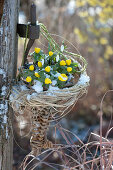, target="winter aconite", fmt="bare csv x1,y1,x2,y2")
45,78,52,84
49,51,53,56
29,65,34,71
35,72,40,78
45,66,51,72
66,59,71,66
38,61,42,67
60,60,66,66
67,67,72,72
26,76,32,82
35,48,41,53
58,74,68,81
